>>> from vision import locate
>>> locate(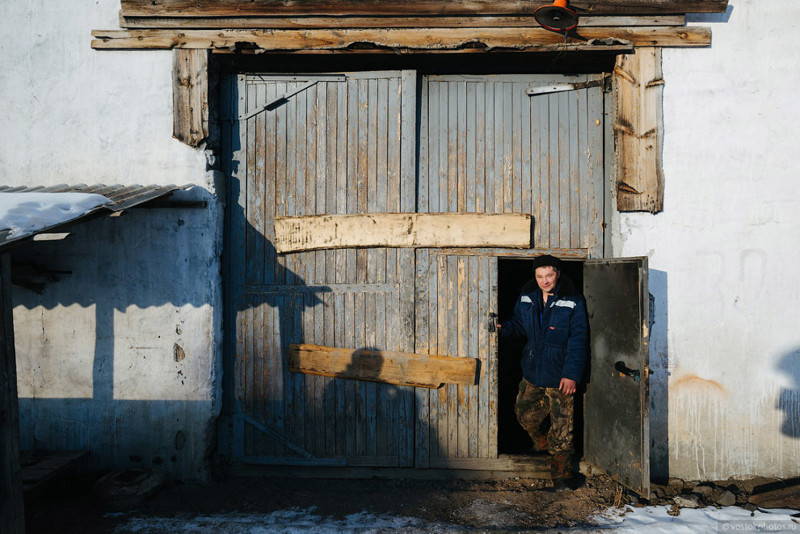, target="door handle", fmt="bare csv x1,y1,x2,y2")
488,312,498,333
614,361,640,382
